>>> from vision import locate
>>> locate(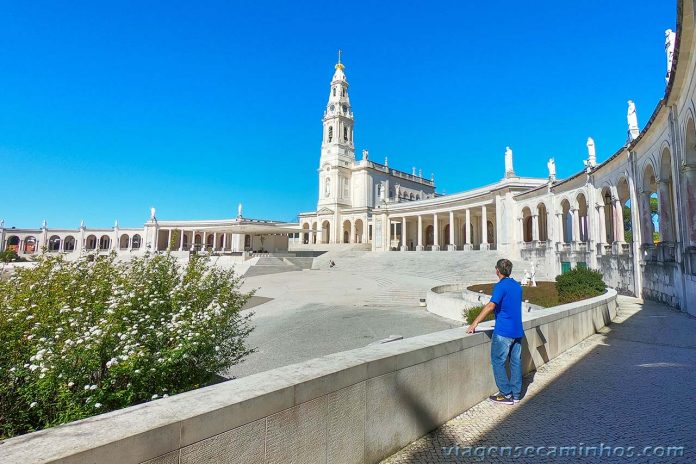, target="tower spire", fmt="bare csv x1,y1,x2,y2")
336,49,344,70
